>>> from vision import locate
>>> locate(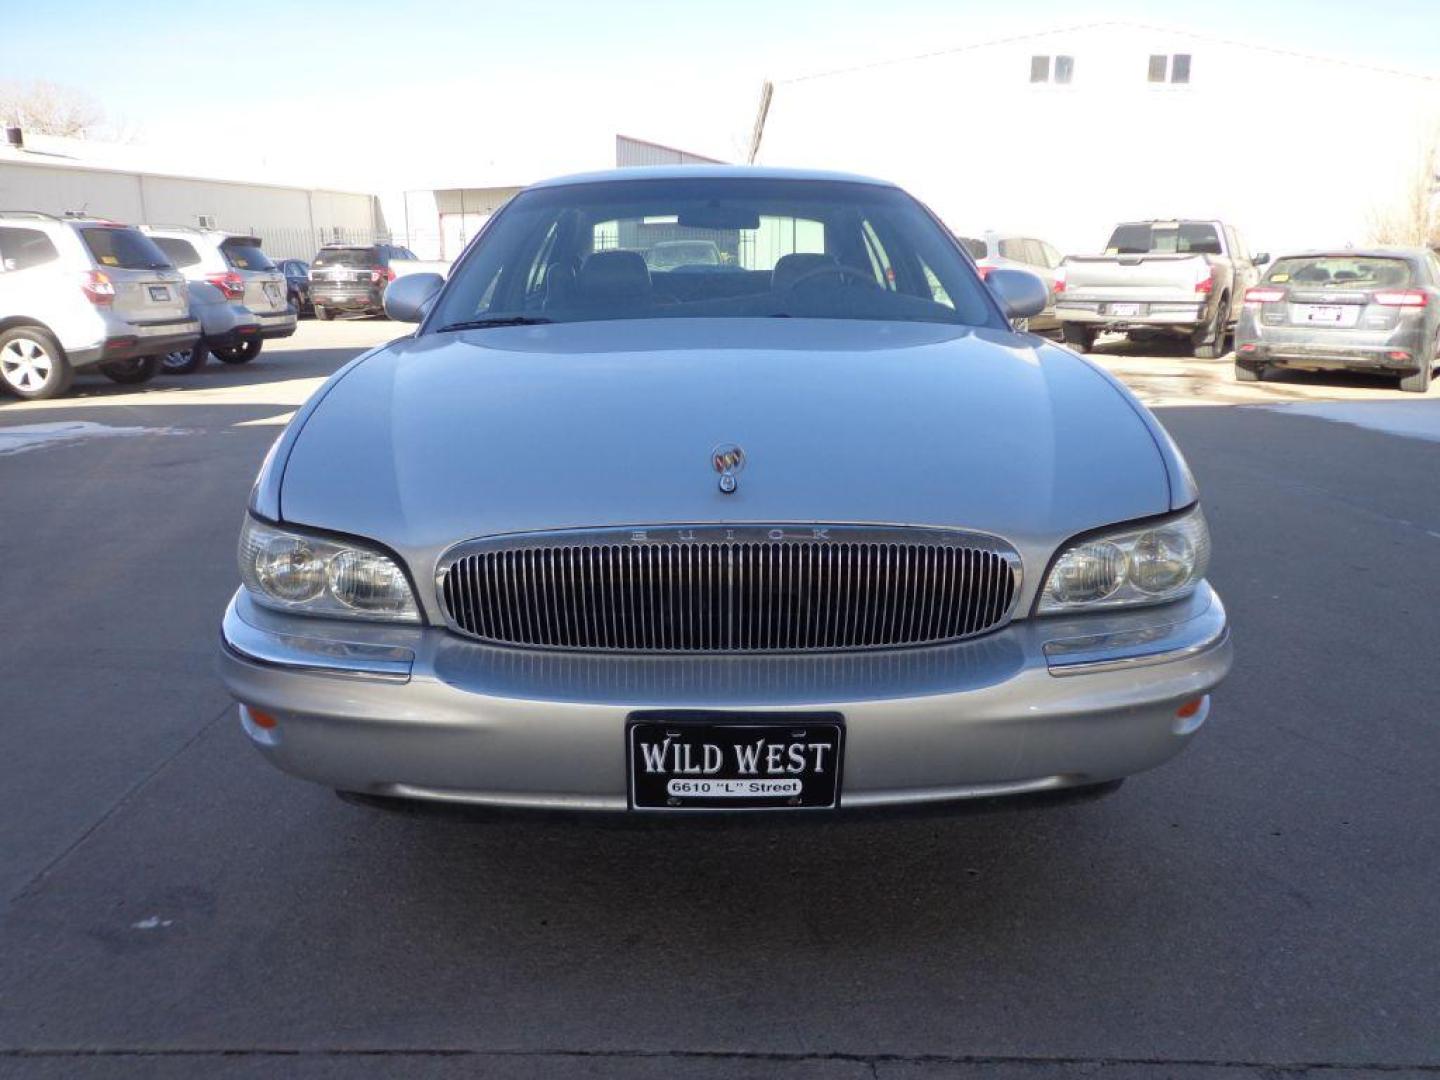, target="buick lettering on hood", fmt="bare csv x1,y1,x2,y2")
219,167,1231,816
